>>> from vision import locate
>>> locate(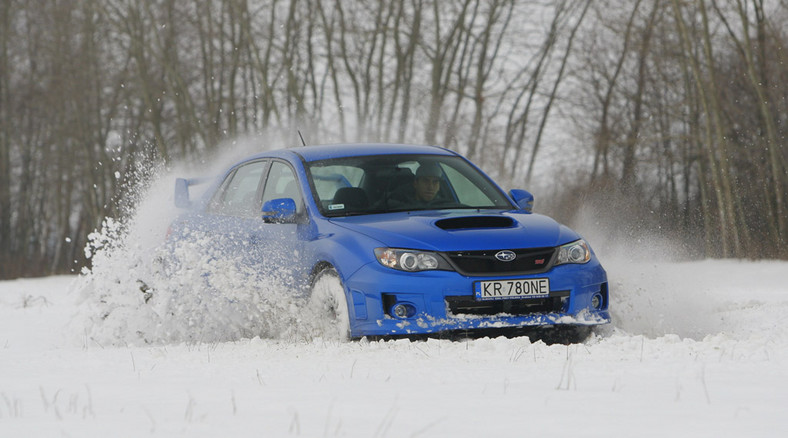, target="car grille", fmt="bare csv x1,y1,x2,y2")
445,292,568,317
444,247,555,276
